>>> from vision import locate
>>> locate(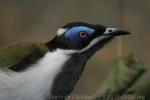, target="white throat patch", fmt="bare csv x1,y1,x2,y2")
0,49,70,100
